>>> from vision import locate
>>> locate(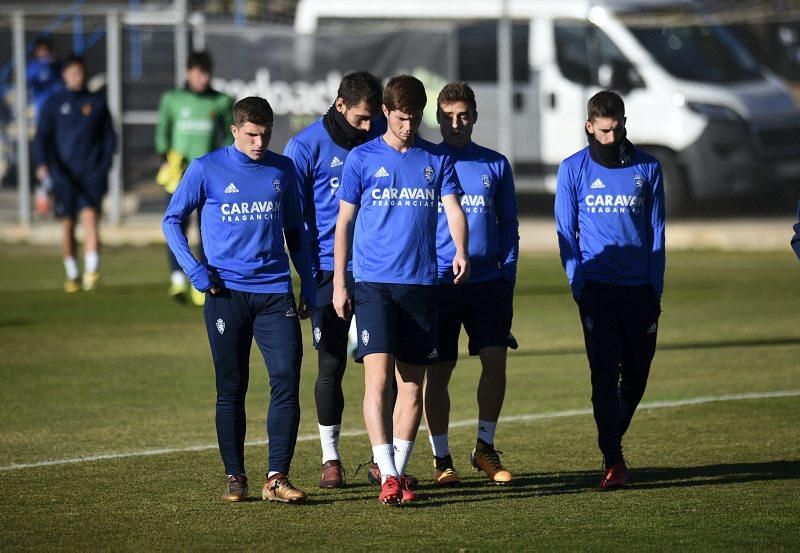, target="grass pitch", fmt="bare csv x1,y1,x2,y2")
0,244,798,550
